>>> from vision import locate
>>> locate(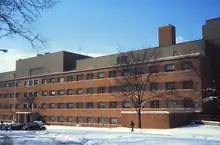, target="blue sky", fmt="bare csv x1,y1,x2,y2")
0,0,220,71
